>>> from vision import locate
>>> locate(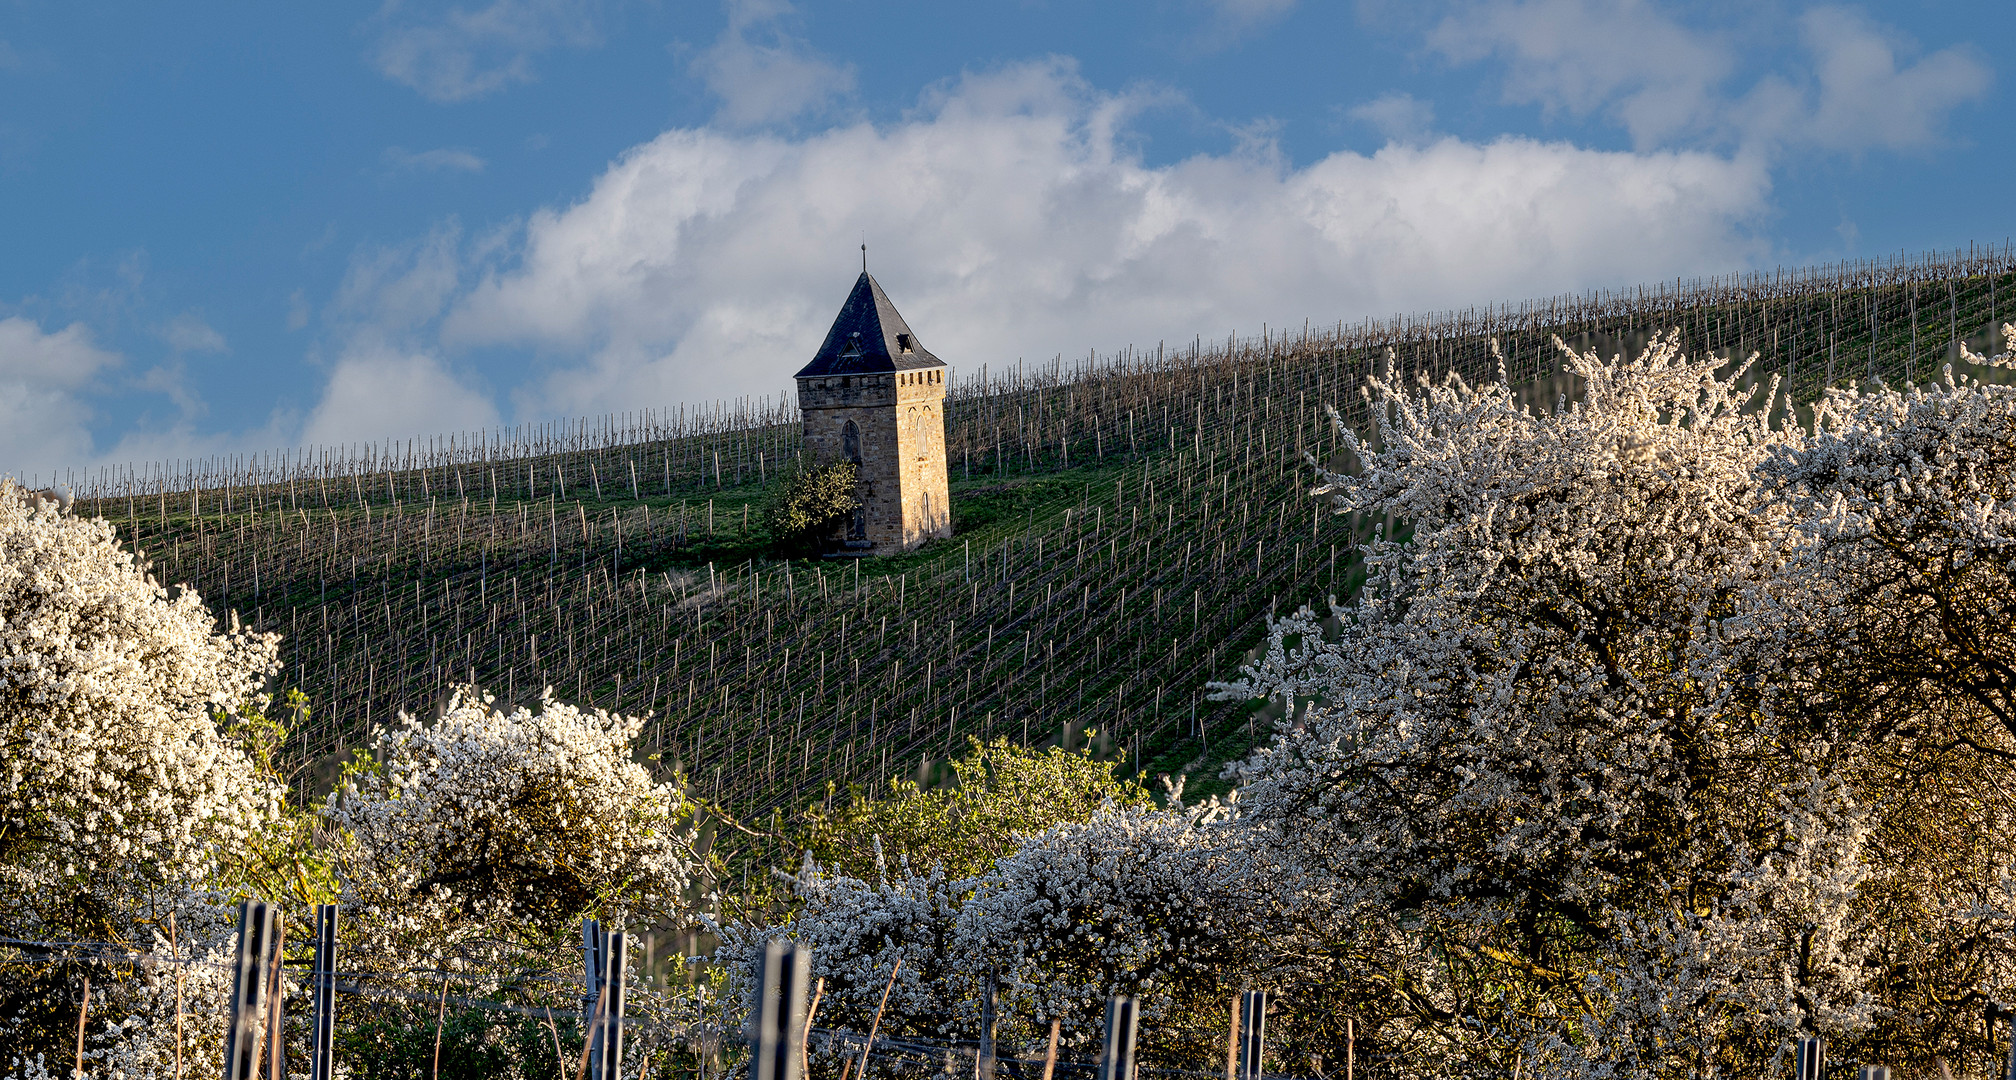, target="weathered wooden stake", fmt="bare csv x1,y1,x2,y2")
747,941,811,1080
1238,990,1268,1080
594,933,630,1080
976,972,997,1080
1098,997,1138,1080
223,900,280,1080
1794,1037,1824,1080
309,905,338,1080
